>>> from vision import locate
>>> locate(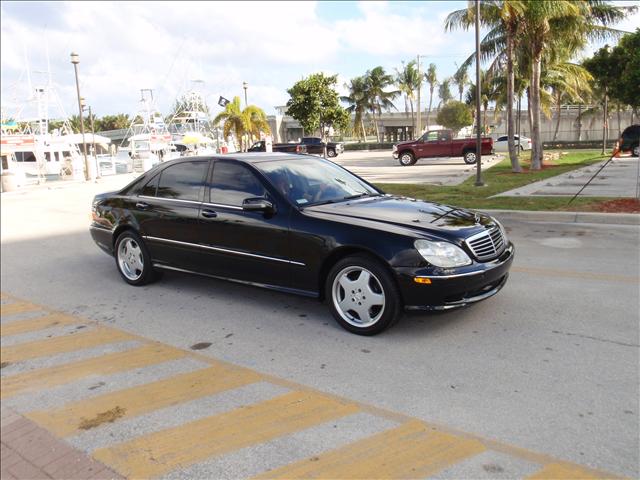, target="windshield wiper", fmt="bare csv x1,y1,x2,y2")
342,192,380,201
